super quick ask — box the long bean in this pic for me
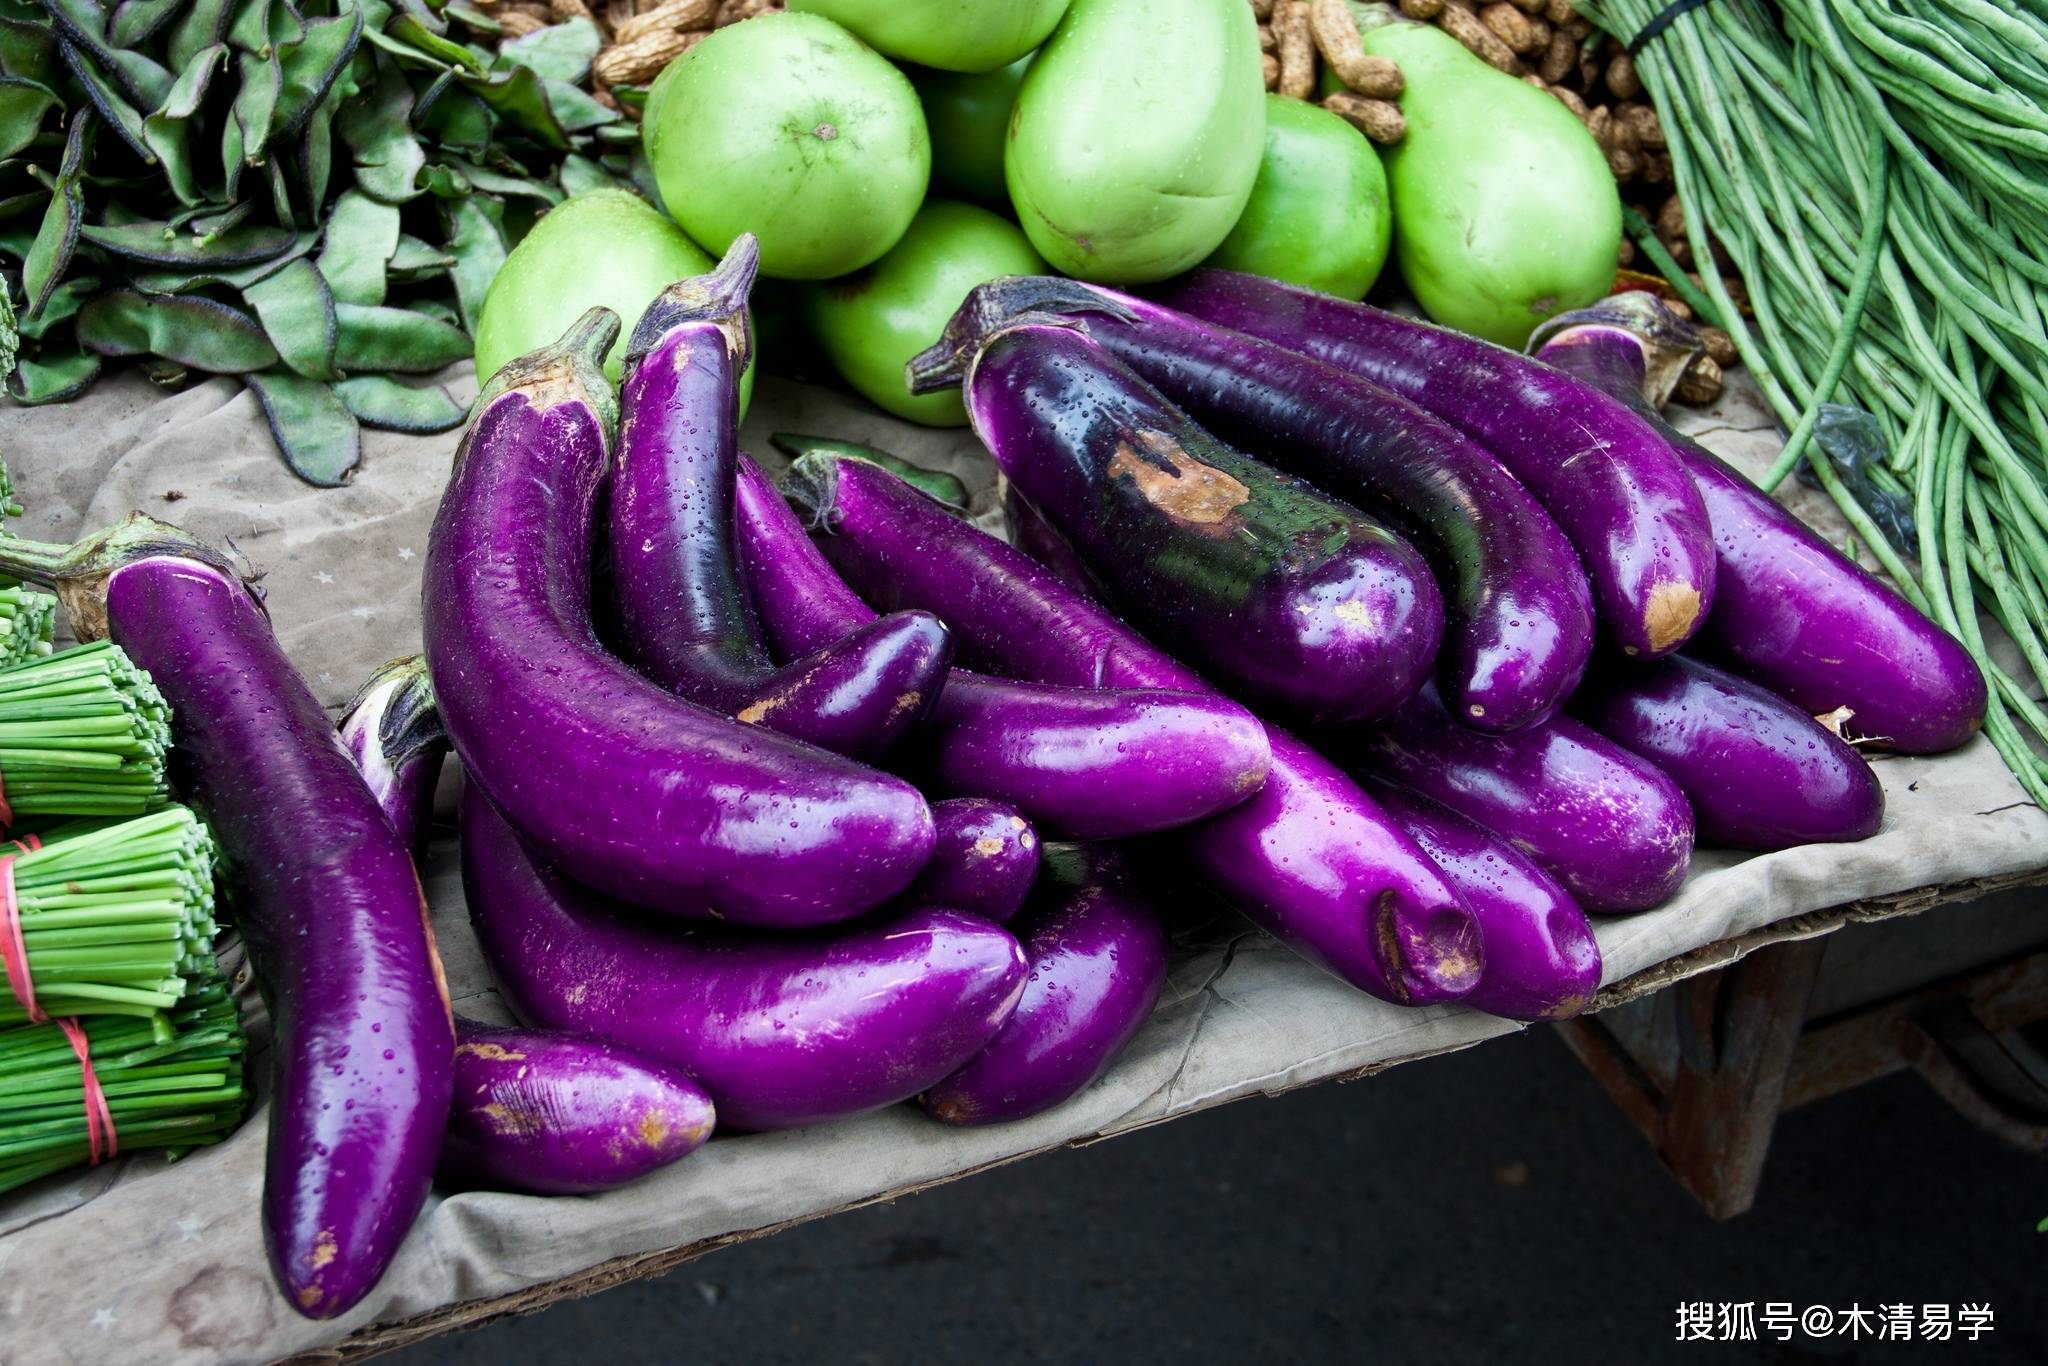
[1581,0,2048,798]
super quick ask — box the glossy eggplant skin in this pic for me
[921,845,1169,1126]
[915,673,1270,839]
[951,279,1593,732]
[1533,313,1986,754]
[609,243,952,760]
[735,457,1276,840]
[911,318,1443,724]
[1573,654,1884,851]
[421,311,934,928]
[8,521,456,1321]
[1155,270,1717,659]
[1003,480,1096,593]
[1363,779,1601,1021]
[781,454,1483,1005]
[1338,682,1695,914]
[909,797,1041,923]
[733,609,954,763]
[439,1020,716,1195]
[339,656,449,863]
[610,245,766,711]
[462,791,1029,1132]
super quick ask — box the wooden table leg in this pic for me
[1556,938,1826,1219]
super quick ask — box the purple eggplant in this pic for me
[939,278,1595,732]
[1003,478,1096,594]
[340,656,448,862]
[729,610,953,763]
[1336,682,1694,914]
[1573,653,1884,850]
[921,844,1169,1126]
[906,316,1443,724]
[440,1020,715,1195]
[915,672,1269,839]
[610,240,951,760]
[1532,296,1986,754]
[463,791,1027,1131]
[1155,270,1717,660]
[779,454,1482,1004]
[908,797,1041,923]
[0,519,453,1320]
[1363,779,1600,1021]
[421,308,934,928]
[735,457,1275,840]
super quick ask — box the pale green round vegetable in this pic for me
[1204,94,1391,301]
[473,190,754,412]
[1005,0,1265,284]
[805,200,1045,426]
[1360,20,1620,347]
[643,12,930,280]
[789,0,1067,73]
[915,55,1032,205]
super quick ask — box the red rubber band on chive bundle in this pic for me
[0,763,13,831]
[0,850,41,1023]
[58,1017,117,1164]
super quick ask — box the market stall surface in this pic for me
[0,366,2043,1364]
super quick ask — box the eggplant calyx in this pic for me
[624,232,760,369]
[906,275,1135,396]
[472,305,621,436]
[342,654,448,774]
[778,451,844,533]
[0,512,256,642]
[1529,292,1704,409]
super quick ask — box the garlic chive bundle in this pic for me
[0,641,172,821]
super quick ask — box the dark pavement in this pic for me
[397,1024,2047,1364]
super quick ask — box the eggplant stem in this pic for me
[905,275,1135,396]
[0,515,251,642]
[625,232,760,366]
[1529,293,1706,408]
[471,305,622,440]
[341,655,445,770]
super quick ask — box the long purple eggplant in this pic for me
[908,797,1041,923]
[0,518,453,1320]
[1573,654,1884,851]
[463,791,1027,1131]
[610,239,951,760]
[779,454,1482,1004]
[921,845,1169,1125]
[728,610,954,763]
[421,309,934,927]
[906,317,1443,724]
[1334,682,1694,914]
[914,672,1270,839]
[340,656,448,862]
[734,457,1275,840]
[1155,270,1717,659]
[1003,479,1097,594]
[440,1020,716,1195]
[1532,296,1987,753]
[1363,779,1600,1020]
[934,278,1595,732]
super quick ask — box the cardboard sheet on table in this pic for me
[1,367,2043,1365]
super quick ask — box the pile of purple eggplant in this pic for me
[408,242,1990,1209]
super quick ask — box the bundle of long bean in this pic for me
[0,808,219,1027]
[1580,0,2048,804]
[0,462,55,670]
[0,641,172,821]
[0,970,247,1195]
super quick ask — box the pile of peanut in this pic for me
[474,0,783,94]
